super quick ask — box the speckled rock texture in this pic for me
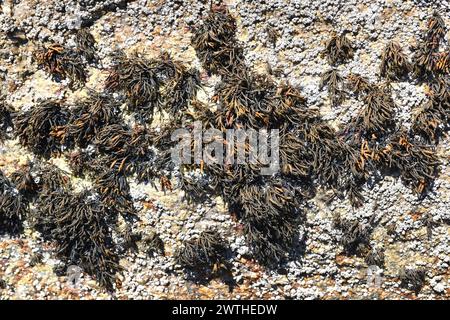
[0,0,449,300]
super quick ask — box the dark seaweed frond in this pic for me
[10,161,39,200]
[191,8,245,75]
[321,32,354,65]
[0,101,14,143]
[346,83,397,143]
[178,171,217,203]
[34,44,87,88]
[333,214,372,256]
[425,11,446,50]
[214,69,275,129]
[10,161,70,199]
[380,42,412,81]
[235,181,302,266]
[174,229,228,273]
[65,90,122,148]
[411,44,437,79]
[35,162,71,193]
[320,69,346,106]
[161,67,201,118]
[300,122,368,207]
[364,249,385,268]
[412,98,445,143]
[270,84,319,128]
[346,73,374,95]
[0,170,28,235]
[434,51,449,74]
[399,268,426,293]
[142,231,165,257]
[67,150,94,177]
[412,78,450,143]
[75,28,97,63]
[279,130,311,177]
[105,52,161,122]
[33,189,121,291]
[92,165,134,213]
[15,100,71,158]
[375,130,439,195]
[105,51,188,124]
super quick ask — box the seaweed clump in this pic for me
[189,8,368,266]
[0,170,28,235]
[69,123,170,212]
[212,70,275,129]
[425,11,446,50]
[92,166,134,214]
[333,215,372,256]
[375,130,439,196]
[105,51,198,123]
[11,161,70,199]
[234,181,303,265]
[174,229,228,276]
[347,83,397,140]
[412,77,449,143]
[364,249,385,268]
[191,6,244,75]
[34,44,87,88]
[301,122,367,207]
[321,32,354,65]
[346,73,374,96]
[9,161,39,200]
[0,100,14,143]
[399,268,426,294]
[141,231,165,257]
[15,100,71,158]
[33,189,121,291]
[64,90,122,148]
[75,28,97,63]
[412,11,447,79]
[320,69,346,106]
[380,42,412,80]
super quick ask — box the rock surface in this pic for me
[0,0,449,300]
